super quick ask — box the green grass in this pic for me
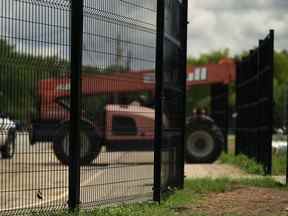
[31,177,285,216]
[219,153,265,175]
[272,150,287,176]
[226,134,287,176]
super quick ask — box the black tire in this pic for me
[185,120,224,163]
[2,129,16,159]
[53,122,101,166]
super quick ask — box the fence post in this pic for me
[69,0,84,210]
[267,29,274,175]
[177,0,188,190]
[153,0,164,203]
[211,84,229,153]
[262,30,274,175]
[235,60,240,155]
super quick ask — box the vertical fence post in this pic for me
[267,29,274,175]
[211,84,229,153]
[153,0,164,203]
[69,0,84,210]
[177,0,188,190]
[235,60,240,155]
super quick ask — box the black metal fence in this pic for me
[1,1,72,213]
[153,0,187,201]
[235,30,274,175]
[0,0,187,214]
[211,84,229,152]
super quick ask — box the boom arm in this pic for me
[38,59,235,120]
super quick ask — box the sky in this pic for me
[1,0,287,68]
[0,0,157,70]
[187,0,288,57]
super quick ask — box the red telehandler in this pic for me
[30,59,235,165]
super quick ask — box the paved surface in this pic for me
[0,132,154,212]
[1,133,286,213]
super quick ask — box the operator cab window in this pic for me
[112,116,137,136]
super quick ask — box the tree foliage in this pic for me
[0,39,120,122]
[187,49,230,66]
[273,50,288,127]
[0,39,69,121]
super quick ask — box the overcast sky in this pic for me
[187,0,288,57]
[1,0,287,68]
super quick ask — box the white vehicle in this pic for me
[0,114,16,159]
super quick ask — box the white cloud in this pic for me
[0,0,156,70]
[187,0,288,57]
[1,0,287,63]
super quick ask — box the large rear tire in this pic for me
[185,120,224,163]
[53,122,101,165]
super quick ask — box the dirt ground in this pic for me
[185,164,249,179]
[185,187,288,216]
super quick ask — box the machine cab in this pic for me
[105,104,155,151]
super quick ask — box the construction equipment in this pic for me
[31,59,235,165]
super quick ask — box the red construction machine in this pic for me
[31,59,235,165]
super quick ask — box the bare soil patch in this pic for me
[188,187,288,216]
[185,164,249,179]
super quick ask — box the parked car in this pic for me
[0,113,16,159]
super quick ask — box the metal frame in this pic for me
[235,30,274,175]
[153,0,188,202]
[153,0,164,203]
[0,0,188,213]
[69,0,84,210]
[211,84,229,152]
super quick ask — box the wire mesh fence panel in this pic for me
[0,0,71,214]
[0,0,188,213]
[235,30,274,175]
[154,0,187,201]
[78,0,157,207]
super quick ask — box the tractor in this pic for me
[30,59,235,165]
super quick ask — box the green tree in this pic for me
[273,50,288,127]
[187,49,230,66]
[0,39,68,121]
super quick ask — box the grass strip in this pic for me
[219,153,265,175]
[28,177,285,216]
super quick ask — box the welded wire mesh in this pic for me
[0,0,158,214]
[0,0,187,213]
[79,0,157,207]
[0,0,71,214]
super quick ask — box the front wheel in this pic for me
[185,122,224,163]
[53,123,101,165]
